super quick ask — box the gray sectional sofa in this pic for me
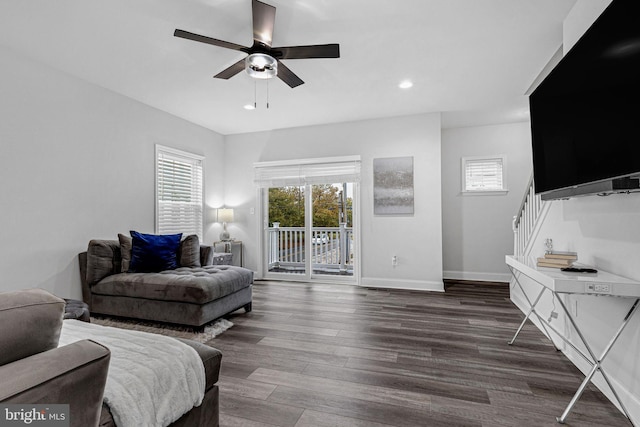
[79,238,253,327]
[0,288,224,427]
[0,289,111,427]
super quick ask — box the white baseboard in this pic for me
[443,270,511,283]
[359,277,444,292]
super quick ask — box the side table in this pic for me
[214,240,243,267]
[63,299,91,322]
[212,252,233,265]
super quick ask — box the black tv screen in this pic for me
[530,0,640,195]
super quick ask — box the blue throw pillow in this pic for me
[128,231,182,273]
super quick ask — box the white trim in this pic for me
[359,277,444,292]
[156,144,204,161]
[253,155,361,169]
[353,182,362,285]
[255,186,267,281]
[461,190,509,196]
[443,270,511,283]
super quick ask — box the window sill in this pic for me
[461,189,509,196]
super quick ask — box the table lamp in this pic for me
[218,208,234,241]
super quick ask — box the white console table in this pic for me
[506,255,640,425]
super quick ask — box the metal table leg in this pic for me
[508,267,560,350]
[508,285,545,345]
[554,297,639,426]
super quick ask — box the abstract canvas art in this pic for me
[373,156,414,215]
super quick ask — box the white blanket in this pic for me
[59,320,205,427]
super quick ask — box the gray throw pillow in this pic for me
[87,240,119,285]
[180,234,201,267]
[118,233,132,272]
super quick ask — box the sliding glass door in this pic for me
[255,156,360,283]
[263,182,357,282]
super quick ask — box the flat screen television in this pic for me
[530,0,640,200]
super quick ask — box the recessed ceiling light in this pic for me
[243,104,255,110]
[399,80,413,89]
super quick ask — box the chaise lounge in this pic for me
[79,236,253,327]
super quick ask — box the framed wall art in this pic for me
[373,156,414,215]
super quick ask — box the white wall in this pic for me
[224,113,444,291]
[511,0,640,422]
[0,46,225,299]
[441,122,533,282]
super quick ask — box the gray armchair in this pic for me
[0,289,111,427]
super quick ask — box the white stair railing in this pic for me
[512,175,547,256]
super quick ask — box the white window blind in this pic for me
[254,156,361,188]
[156,145,204,240]
[462,155,507,193]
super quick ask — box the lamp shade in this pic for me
[217,208,234,223]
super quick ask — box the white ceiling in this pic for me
[0,0,576,135]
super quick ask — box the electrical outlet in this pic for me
[250,207,255,215]
[585,283,611,294]
[392,256,398,267]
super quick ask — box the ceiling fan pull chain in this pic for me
[267,80,270,109]
[254,80,257,110]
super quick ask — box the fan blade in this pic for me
[174,29,247,52]
[275,44,340,59]
[277,60,304,88]
[214,58,246,79]
[252,0,276,47]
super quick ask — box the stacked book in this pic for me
[537,251,578,269]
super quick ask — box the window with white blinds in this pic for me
[155,145,204,240]
[461,155,507,193]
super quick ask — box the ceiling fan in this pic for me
[174,0,340,88]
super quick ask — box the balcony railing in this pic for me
[267,223,354,275]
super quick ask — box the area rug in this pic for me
[90,316,233,343]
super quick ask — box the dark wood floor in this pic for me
[208,280,629,427]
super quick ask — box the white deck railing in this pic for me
[267,224,354,273]
[512,175,547,256]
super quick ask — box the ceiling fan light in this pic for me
[246,53,277,79]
